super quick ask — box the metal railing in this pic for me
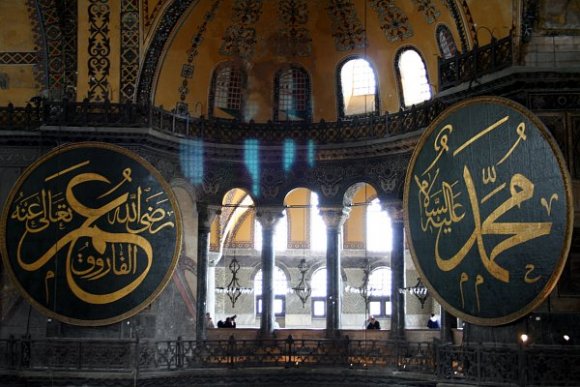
[1,335,433,373]
[2,336,580,386]
[438,34,514,91]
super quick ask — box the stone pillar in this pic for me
[256,206,284,336]
[384,202,405,340]
[196,204,221,342]
[319,206,350,337]
[207,252,220,322]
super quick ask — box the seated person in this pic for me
[366,315,381,329]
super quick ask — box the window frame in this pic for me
[311,296,327,318]
[274,66,312,122]
[208,62,246,120]
[336,56,380,120]
[395,47,432,108]
[255,295,287,317]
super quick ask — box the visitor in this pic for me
[366,315,381,329]
[427,313,440,329]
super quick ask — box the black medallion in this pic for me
[404,97,573,325]
[1,142,182,325]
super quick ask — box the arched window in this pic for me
[368,267,392,317]
[209,62,245,120]
[437,25,458,59]
[366,198,392,252]
[310,193,327,251]
[338,58,379,117]
[254,266,288,316]
[254,211,288,251]
[397,49,432,107]
[310,267,327,317]
[274,66,311,121]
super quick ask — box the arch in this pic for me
[274,65,312,122]
[395,47,432,108]
[208,61,247,120]
[336,56,380,118]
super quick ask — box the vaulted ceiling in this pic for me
[0,0,513,122]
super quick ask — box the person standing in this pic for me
[205,312,215,329]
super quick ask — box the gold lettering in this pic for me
[497,122,527,165]
[540,193,559,216]
[524,264,541,284]
[422,124,452,176]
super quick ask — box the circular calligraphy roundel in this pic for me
[404,96,573,326]
[1,142,182,326]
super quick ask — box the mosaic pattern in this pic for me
[61,0,78,99]
[88,0,111,102]
[0,52,38,65]
[24,0,45,89]
[177,0,222,108]
[371,0,414,42]
[26,0,78,98]
[327,0,366,51]
[275,0,312,57]
[137,0,195,105]
[219,0,263,58]
[120,0,140,102]
[412,0,440,24]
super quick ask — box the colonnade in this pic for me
[195,201,407,340]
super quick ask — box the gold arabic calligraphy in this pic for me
[415,115,554,311]
[11,164,175,305]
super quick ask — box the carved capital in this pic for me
[319,206,351,230]
[198,203,222,231]
[256,206,285,231]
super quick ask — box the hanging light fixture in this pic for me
[215,254,253,308]
[291,258,311,307]
[398,277,429,309]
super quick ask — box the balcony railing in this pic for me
[0,98,446,145]
[438,34,514,91]
[1,336,579,386]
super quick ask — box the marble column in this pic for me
[319,206,350,337]
[256,206,284,336]
[384,202,405,340]
[195,204,221,342]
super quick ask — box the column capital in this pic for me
[319,206,351,230]
[256,206,285,231]
[198,203,221,230]
[381,200,404,223]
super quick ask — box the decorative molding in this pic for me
[456,0,477,47]
[88,0,111,102]
[0,52,38,65]
[34,0,78,99]
[440,0,469,51]
[137,0,196,105]
[120,0,140,102]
